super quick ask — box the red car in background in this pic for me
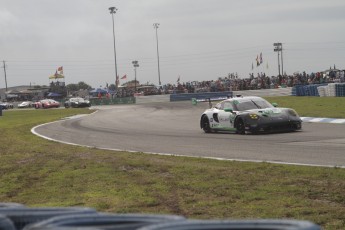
[34,99,60,109]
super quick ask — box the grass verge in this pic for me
[0,104,345,229]
[264,96,345,118]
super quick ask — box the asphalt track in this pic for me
[33,101,345,168]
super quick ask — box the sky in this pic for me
[1,0,345,88]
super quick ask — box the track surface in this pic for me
[34,101,345,168]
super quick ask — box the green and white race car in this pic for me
[200,96,302,134]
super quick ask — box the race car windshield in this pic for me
[236,99,273,111]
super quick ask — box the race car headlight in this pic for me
[288,109,298,116]
[249,113,259,120]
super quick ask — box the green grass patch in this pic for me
[264,96,345,118]
[1,105,345,229]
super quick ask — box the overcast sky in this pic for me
[1,0,345,88]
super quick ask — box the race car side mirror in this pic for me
[272,102,278,107]
[224,108,233,113]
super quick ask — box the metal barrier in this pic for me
[170,91,233,102]
[90,97,136,106]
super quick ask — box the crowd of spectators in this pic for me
[157,69,345,94]
[112,69,344,97]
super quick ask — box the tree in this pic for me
[66,82,92,91]
[66,83,78,92]
[78,81,92,90]
[108,84,116,91]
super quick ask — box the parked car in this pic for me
[34,99,60,109]
[0,102,14,109]
[64,97,91,108]
[200,96,302,134]
[18,101,33,108]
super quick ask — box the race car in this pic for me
[18,101,33,108]
[64,97,91,108]
[0,102,14,109]
[34,99,60,109]
[200,96,302,134]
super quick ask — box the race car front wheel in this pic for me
[201,116,211,133]
[236,119,245,135]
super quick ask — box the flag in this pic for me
[177,76,180,82]
[121,74,127,79]
[57,66,63,74]
[57,66,63,71]
[256,55,260,66]
[260,52,263,64]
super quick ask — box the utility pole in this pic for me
[2,61,8,92]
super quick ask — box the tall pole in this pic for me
[277,51,281,76]
[153,23,161,86]
[109,7,118,89]
[281,44,284,76]
[2,61,8,92]
[132,61,139,93]
[273,43,282,76]
[134,67,137,93]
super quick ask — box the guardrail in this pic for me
[90,97,136,106]
[170,91,233,102]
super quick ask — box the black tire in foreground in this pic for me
[0,207,96,230]
[24,213,185,230]
[137,219,321,230]
[0,215,16,230]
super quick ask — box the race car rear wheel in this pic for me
[236,119,245,135]
[201,116,211,133]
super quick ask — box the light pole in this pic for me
[109,7,118,89]
[132,60,139,93]
[153,23,161,86]
[2,61,7,92]
[273,42,283,76]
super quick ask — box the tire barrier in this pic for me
[0,206,96,230]
[24,213,185,230]
[292,83,345,97]
[291,84,327,96]
[327,83,345,97]
[137,219,321,230]
[0,203,322,230]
